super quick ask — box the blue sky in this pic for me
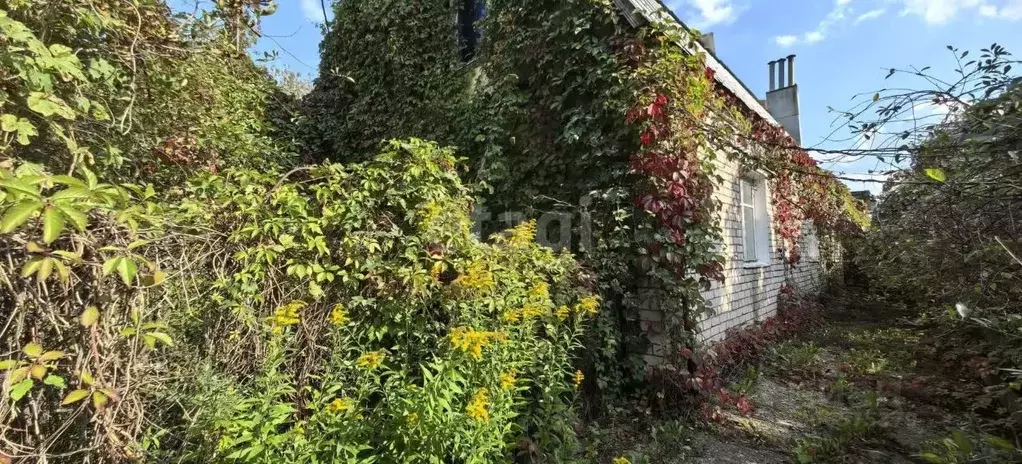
[176,0,1022,193]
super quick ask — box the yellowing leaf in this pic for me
[25,241,44,253]
[0,359,19,370]
[0,199,43,233]
[22,343,42,357]
[36,257,54,282]
[38,350,63,362]
[80,370,95,386]
[924,167,946,183]
[61,389,90,405]
[42,205,64,243]
[21,256,44,278]
[29,364,46,379]
[92,390,109,409]
[80,306,100,327]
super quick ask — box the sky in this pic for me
[174,0,1022,194]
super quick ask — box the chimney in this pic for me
[766,55,802,144]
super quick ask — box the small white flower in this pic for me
[955,302,970,319]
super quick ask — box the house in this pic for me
[609,1,829,363]
[310,0,839,365]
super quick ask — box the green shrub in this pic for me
[159,139,598,462]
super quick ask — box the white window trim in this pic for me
[740,172,772,268]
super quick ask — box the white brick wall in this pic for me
[638,156,827,363]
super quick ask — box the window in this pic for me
[457,0,486,61]
[740,174,771,265]
[804,222,821,261]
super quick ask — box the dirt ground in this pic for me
[581,288,1012,463]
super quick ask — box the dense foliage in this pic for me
[0,2,596,462]
[850,45,1022,438]
[306,0,864,410]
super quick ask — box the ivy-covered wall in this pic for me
[304,0,866,408]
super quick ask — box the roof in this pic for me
[615,0,781,126]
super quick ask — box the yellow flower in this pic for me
[329,304,349,326]
[419,201,443,228]
[575,295,601,316]
[612,458,631,464]
[466,388,490,423]
[528,281,550,301]
[500,370,517,390]
[555,305,570,321]
[452,261,494,294]
[501,309,522,323]
[450,326,506,360]
[521,304,545,319]
[271,301,304,326]
[508,220,537,245]
[356,351,385,370]
[430,261,444,281]
[573,370,584,389]
[327,397,355,414]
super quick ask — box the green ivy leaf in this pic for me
[43,374,67,389]
[9,379,34,401]
[0,199,43,232]
[42,205,64,243]
[924,168,946,183]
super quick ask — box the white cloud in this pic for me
[854,8,887,24]
[897,0,1022,24]
[678,0,740,28]
[775,35,799,47]
[300,0,327,23]
[773,0,852,47]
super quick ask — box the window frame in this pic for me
[739,172,771,267]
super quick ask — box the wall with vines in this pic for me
[306,0,866,407]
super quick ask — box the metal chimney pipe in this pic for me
[768,60,777,91]
[786,54,796,86]
[777,57,786,90]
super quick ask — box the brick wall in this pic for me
[638,156,827,365]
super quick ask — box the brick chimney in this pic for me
[766,54,802,144]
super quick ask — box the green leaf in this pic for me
[61,389,90,405]
[147,332,173,347]
[917,452,943,464]
[55,202,87,232]
[102,257,121,277]
[0,178,42,198]
[1,199,43,232]
[80,306,100,327]
[21,256,44,278]
[10,379,34,401]
[43,374,67,389]
[924,168,946,183]
[984,435,1015,450]
[0,359,19,370]
[23,343,42,357]
[42,206,64,243]
[117,257,137,285]
[27,92,76,119]
[36,257,54,282]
